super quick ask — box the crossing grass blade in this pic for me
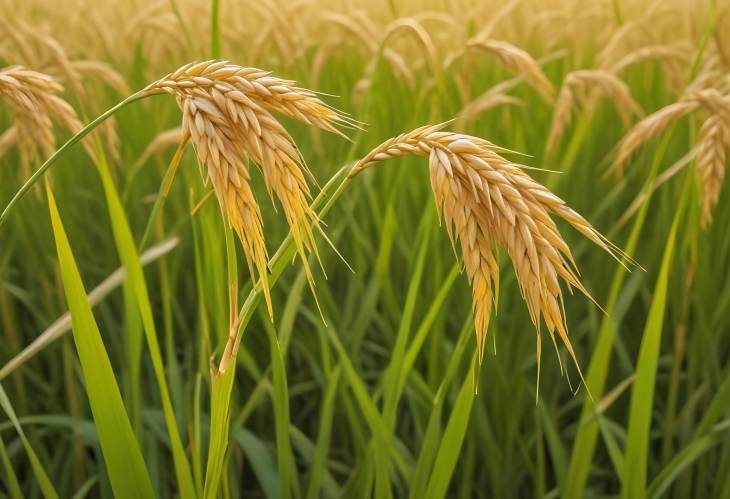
[44,180,155,499]
[325,324,395,499]
[382,208,433,428]
[306,366,342,499]
[0,431,24,499]
[0,384,58,499]
[261,311,297,499]
[424,357,477,499]
[563,133,672,499]
[70,476,100,499]
[0,238,178,383]
[409,317,473,499]
[621,174,690,499]
[94,150,196,498]
[232,427,280,499]
[647,420,730,499]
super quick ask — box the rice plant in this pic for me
[1,1,729,498]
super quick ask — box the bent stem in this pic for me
[203,164,353,498]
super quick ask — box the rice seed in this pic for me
[143,60,351,316]
[350,123,624,374]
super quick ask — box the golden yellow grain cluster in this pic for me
[350,123,624,372]
[0,66,85,176]
[142,60,353,313]
[1,0,728,373]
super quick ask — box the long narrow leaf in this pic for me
[0,384,58,499]
[94,152,196,498]
[45,181,154,499]
[424,360,477,499]
[621,175,689,499]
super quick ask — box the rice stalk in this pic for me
[70,60,131,96]
[610,44,691,91]
[609,44,690,74]
[472,0,521,42]
[0,126,17,158]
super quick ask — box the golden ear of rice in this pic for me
[609,44,690,74]
[546,70,643,157]
[350,123,624,374]
[696,114,729,228]
[0,65,89,177]
[611,88,730,177]
[141,126,186,160]
[610,100,699,176]
[456,92,523,129]
[468,39,556,104]
[142,60,352,317]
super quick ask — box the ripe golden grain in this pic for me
[142,60,352,315]
[467,39,556,104]
[696,114,729,228]
[547,70,643,156]
[350,123,624,374]
[70,60,131,96]
[611,88,730,176]
[609,44,690,74]
[0,65,89,176]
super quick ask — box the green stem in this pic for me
[169,0,194,54]
[612,0,624,26]
[211,0,221,58]
[688,0,717,80]
[202,164,352,497]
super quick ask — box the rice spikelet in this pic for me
[696,114,729,228]
[142,60,352,316]
[609,44,690,74]
[611,100,699,175]
[611,89,730,176]
[546,70,643,156]
[381,18,440,80]
[350,123,624,376]
[0,65,89,177]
